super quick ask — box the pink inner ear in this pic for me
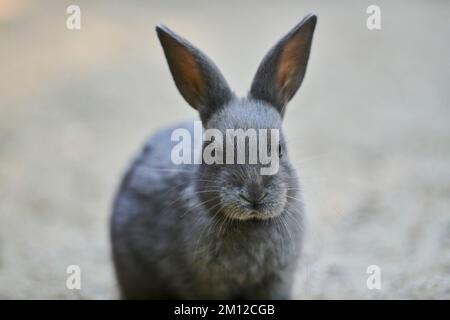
[276,32,308,102]
[165,38,204,104]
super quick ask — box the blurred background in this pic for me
[0,0,449,299]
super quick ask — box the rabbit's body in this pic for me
[112,118,302,299]
[111,14,317,299]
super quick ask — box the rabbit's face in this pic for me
[197,100,299,221]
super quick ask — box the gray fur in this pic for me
[111,14,317,299]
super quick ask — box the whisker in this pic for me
[191,190,222,194]
[180,196,220,218]
[286,195,305,204]
[195,202,229,254]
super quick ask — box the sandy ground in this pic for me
[0,0,449,299]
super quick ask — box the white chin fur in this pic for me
[224,209,277,221]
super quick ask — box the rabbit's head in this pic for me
[157,14,316,220]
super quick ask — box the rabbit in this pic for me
[111,13,317,299]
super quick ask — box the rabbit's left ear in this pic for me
[156,25,233,124]
[250,14,317,115]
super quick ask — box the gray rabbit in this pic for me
[111,14,317,299]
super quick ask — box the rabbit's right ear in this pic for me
[156,25,233,123]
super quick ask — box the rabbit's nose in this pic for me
[239,188,268,208]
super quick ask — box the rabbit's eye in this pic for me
[278,144,283,158]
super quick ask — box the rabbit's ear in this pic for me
[156,25,233,123]
[249,14,317,115]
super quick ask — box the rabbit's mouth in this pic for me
[222,204,284,221]
[224,210,271,221]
